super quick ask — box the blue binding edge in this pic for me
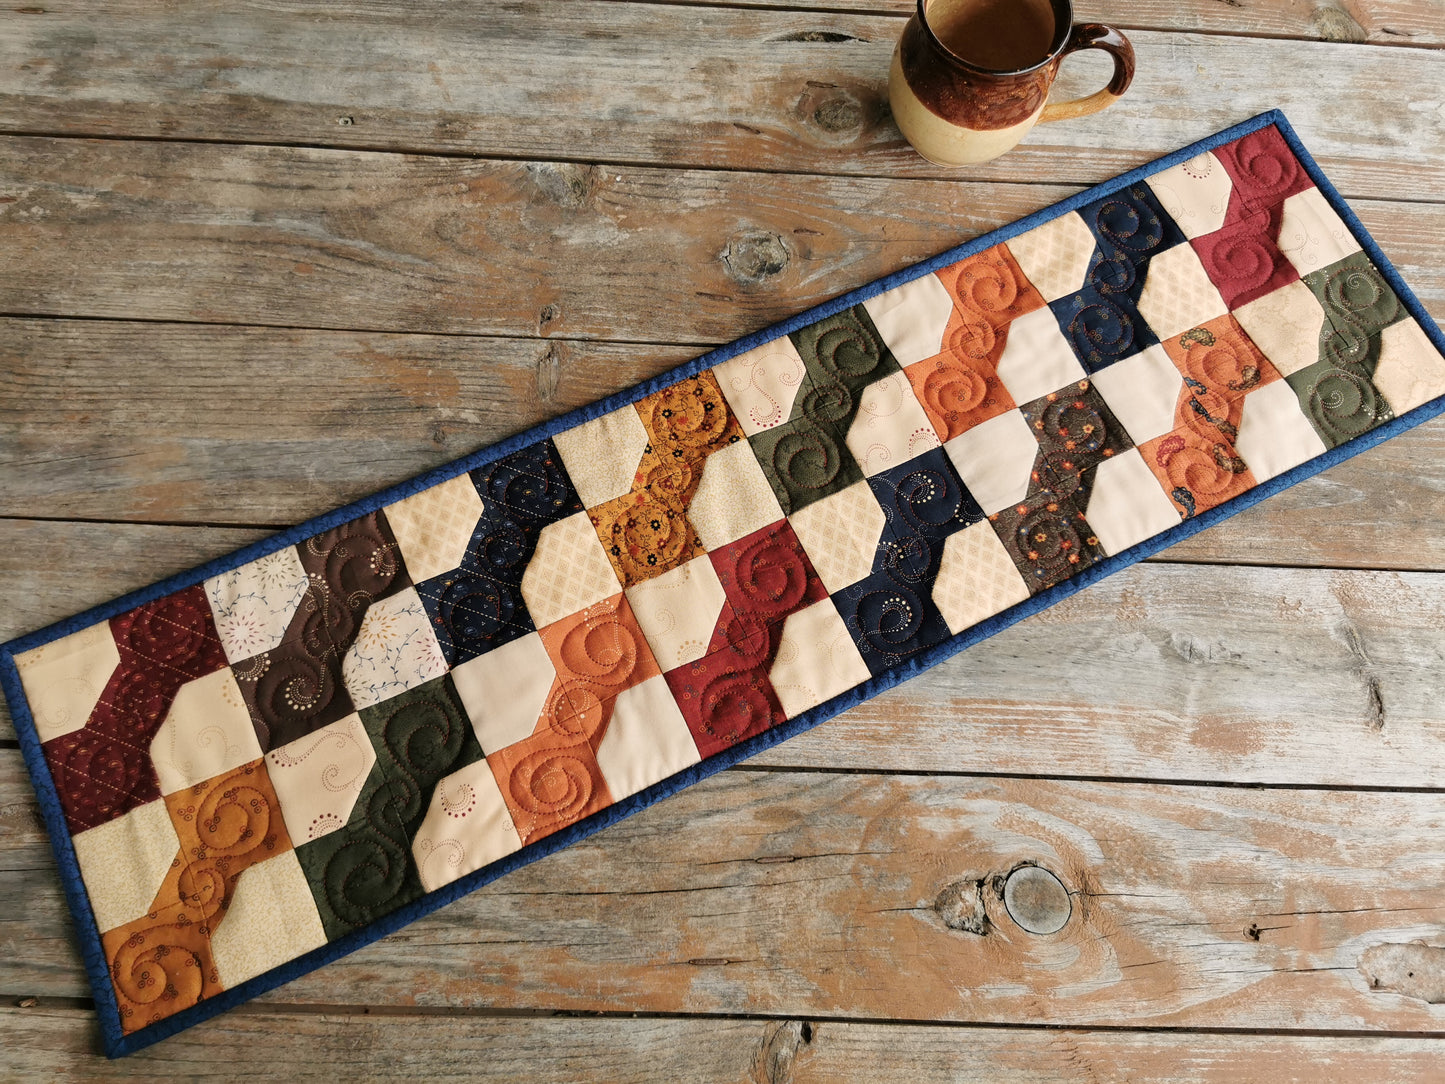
[4,108,1444,1058]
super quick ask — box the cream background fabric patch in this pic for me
[860,271,955,366]
[844,372,941,476]
[1136,243,1229,339]
[1004,211,1096,301]
[450,631,556,753]
[382,473,484,584]
[521,512,623,628]
[995,306,1089,404]
[944,409,1040,516]
[624,555,727,672]
[150,668,263,796]
[688,440,785,550]
[205,547,310,664]
[594,674,701,800]
[769,599,871,719]
[1278,187,1362,277]
[1232,280,1327,378]
[208,851,327,987]
[264,714,378,844]
[933,521,1032,634]
[1089,345,1185,445]
[1235,378,1329,480]
[1374,318,1445,415]
[551,404,650,508]
[712,337,808,435]
[1145,151,1232,240]
[14,620,119,743]
[71,799,181,933]
[413,756,524,892]
[341,587,449,710]
[1085,449,1184,556]
[786,480,885,594]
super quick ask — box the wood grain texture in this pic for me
[3,518,1444,785]
[3,1008,1445,1083]
[1,6,1443,196]
[607,0,1445,48]
[0,138,1441,345]
[7,756,1445,1031]
[0,318,694,523]
[3,320,1444,565]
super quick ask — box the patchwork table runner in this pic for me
[5,111,1445,1056]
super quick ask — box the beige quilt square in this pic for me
[412,756,524,892]
[14,620,119,743]
[595,674,702,800]
[150,668,264,796]
[521,511,623,628]
[265,714,378,844]
[625,555,727,672]
[711,337,808,436]
[382,473,484,583]
[786,480,885,594]
[71,799,181,933]
[209,850,327,987]
[688,440,785,550]
[844,371,942,476]
[1145,151,1233,240]
[860,272,956,366]
[551,404,649,508]
[933,521,1031,635]
[769,599,871,718]
[1005,211,1097,302]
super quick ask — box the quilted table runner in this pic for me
[5,111,1445,1056]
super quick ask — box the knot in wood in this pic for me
[1002,865,1071,935]
[813,94,863,133]
[723,231,789,284]
[934,878,990,936]
[526,162,596,209]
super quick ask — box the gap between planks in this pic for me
[6,1005,1445,1082]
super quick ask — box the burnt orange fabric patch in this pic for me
[906,244,1044,441]
[488,593,661,843]
[102,759,291,1034]
[590,372,744,588]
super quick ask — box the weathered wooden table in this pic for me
[3,1,1445,1078]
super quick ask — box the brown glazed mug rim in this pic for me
[915,0,1073,77]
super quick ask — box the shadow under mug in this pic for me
[889,0,1136,166]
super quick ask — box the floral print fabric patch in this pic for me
[5,116,1445,1056]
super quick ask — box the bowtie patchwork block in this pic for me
[4,111,1444,1056]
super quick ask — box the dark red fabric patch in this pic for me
[42,586,228,834]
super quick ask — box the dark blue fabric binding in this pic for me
[3,108,1443,1058]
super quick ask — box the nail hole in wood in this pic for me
[1002,864,1071,935]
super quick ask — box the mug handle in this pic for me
[1038,24,1135,124]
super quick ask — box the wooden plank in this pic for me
[2,1007,1445,1083]
[0,138,1441,343]
[0,136,1071,341]
[5,320,1445,567]
[6,758,1445,1030]
[5,532,1445,785]
[1,7,1443,196]
[0,319,695,523]
[608,0,1445,48]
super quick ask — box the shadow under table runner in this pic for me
[5,110,1445,1056]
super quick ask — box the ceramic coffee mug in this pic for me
[890,0,1135,166]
